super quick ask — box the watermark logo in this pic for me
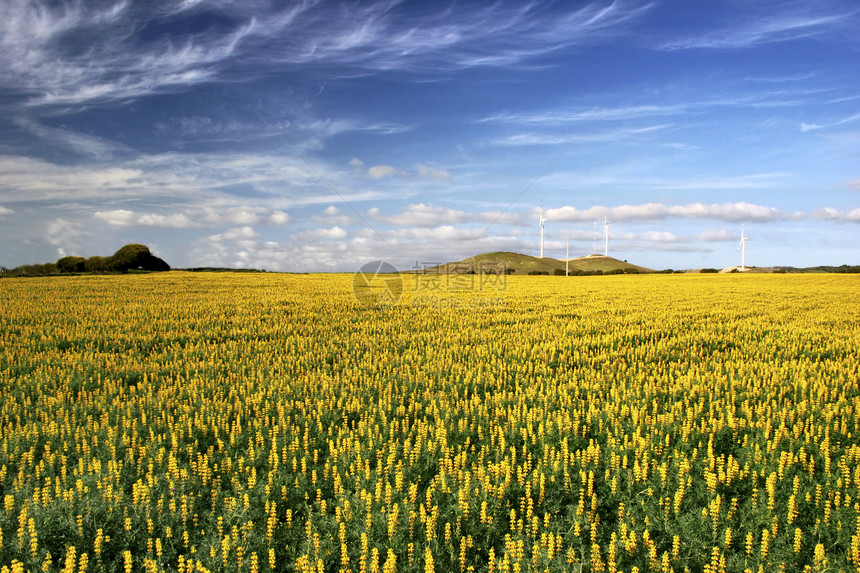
[353,260,403,308]
[410,260,508,310]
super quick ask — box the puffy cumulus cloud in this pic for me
[204,206,291,226]
[200,206,262,225]
[311,205,355,226]
[417,164,453,184]
[366,165,398,180]
[387,226,485,241]
[93,206,290,228]
[190,225,526,272]
[94,209,197,228]
[269,211,291,225]
[368,204,468,227]
[813,207,860,222]
[638,231,679,243]
[349,158,364,168]
[207,226,259,242]
[298,226,348,240]
[545,201,791,223]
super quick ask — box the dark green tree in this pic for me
[56,256,86,273]
[108,244,171,273]
[84,256,110,272]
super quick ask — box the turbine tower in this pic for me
[739,225,748,270]
[539,204,546,258]
[566,238,570,276]
[603,216,610,257]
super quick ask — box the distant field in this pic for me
[1,273,859,572]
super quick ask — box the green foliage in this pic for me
[4,244,170,278]
[84,256,110,272]
[4,263,58,276]
[108,244,170,273]
[0,274,857,572]
[56,256,86,273]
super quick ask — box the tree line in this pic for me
[1,244,170,277]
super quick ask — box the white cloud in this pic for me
[15,119,128,160]
[638,231,679,243]
[0,153,323,205]
[813,207,860,222]
[417,164,453,184]
[697,229,737,242]
[95,209,197,228]
[46,217,88,251]
[801,112,860,132]
[2,0,653,110]
[368,203,469,227]
[312,206,355,226]
[300,226,348,240]
[545,202,790,223]
[660,11,848,50]
[269,211,291,225]
[492,125,672,146]
[388,226,485,241]
[93,206,290,228]
[367,165,398,180]
[0,205,12,216]
[208,226,259,242]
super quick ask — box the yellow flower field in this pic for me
[0,272,858,572]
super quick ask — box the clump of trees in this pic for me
[3,244,170,277]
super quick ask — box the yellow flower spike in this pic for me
[813,544,826,570]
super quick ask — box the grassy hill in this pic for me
[421,251,652,275]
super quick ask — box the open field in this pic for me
[1,273,859,572]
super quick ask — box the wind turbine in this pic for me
[539,204,546,258]
[603,216,610,257]
[566,238,570,276]
[739,225,748,270]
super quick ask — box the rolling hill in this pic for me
[419,252,652,275]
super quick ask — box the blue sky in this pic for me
[1,0,858,271]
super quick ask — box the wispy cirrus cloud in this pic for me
[0,152,323,204]
[801,112,860,132]
[480,89,825,128]
[491,124,670,146]
[2,0,252,107]
[14,118,129,160]
[1,0,652,110]
[659,9,852,50]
